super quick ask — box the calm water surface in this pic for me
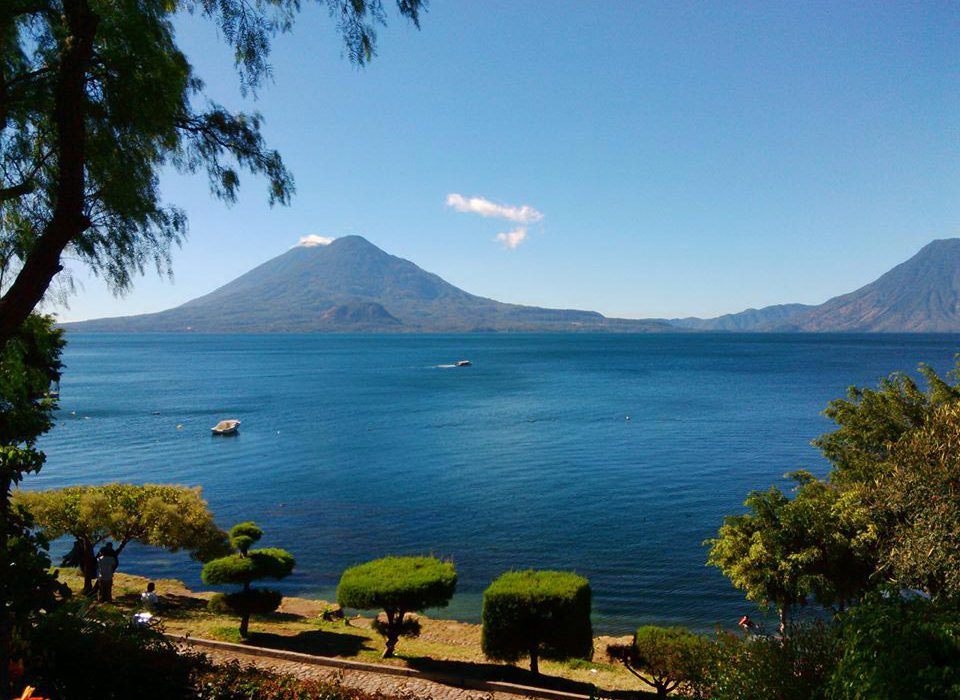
[33,333,960,633]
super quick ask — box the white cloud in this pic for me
[446,193,543,224]
[495,227,528,249]
[297,235,335,247]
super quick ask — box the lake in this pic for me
[32,332,960,633]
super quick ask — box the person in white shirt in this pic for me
[141,581,159,609]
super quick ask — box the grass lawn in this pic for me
[58,569,657,697]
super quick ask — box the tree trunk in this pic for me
[239,612,250,638]
[81,540,97,595]
[529,646,539,676]
[382,609,399,658]
[0,0,99,346]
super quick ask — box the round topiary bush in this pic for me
[337,556,457,657]
[481,570,592,675]
[201,522,295,638]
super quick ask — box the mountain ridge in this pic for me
[64,236,674,333]
[667,239,960,332]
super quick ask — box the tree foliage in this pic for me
[337,555,456,658]
[17,482,229,593]
[870,403,960,598]
[705,622,840,700]
[201,522,294,637]
[0,313,64,696]
[706,471,875,632]
[815,363,960,485]
[607,626,712,698]
[827,595,960,700]
[0,0,425,344]
[481,570,592,676]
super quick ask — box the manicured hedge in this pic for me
[337,556,457,613]
[481,570,592,674]
[337,556,456,657]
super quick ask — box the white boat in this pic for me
[211,419,241,435]
[456,360,472,367]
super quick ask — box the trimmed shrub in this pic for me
[607,626,712,697]
[337,556,456,657]
[201,522,295,638]
[481,570,592,675]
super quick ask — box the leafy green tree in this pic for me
[201,522,294,638]
[481,570,592,676]
[17,483,229,594]
[0,314,64,696]
[870,403,960,598]
[337,555,456,658]
[706,471,876,632]
[607,626,712,698]
[0,0,425,344]
[815,363,959,485]
[827,595,960,700]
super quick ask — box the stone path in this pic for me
[188,643,565,700]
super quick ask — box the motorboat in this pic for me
[211,419,241,435]
[456,360,472,367]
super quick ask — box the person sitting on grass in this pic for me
[141,581,159,610]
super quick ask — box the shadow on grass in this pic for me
[402,657,653,699]
[247,629,374,657]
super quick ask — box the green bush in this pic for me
[201,522,295,638]
[337,556,456,658]
[704,622,839,700]
[481,570,592,675]
[827,595,960,700]
[608,626,712,697]
[19,601,205,700]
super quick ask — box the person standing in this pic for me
[97,542,119,602]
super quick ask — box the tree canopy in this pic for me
[17,482,228,592]
[0,0,425,344]
[481,570,593,676]
[337,555,456,658]
[870,402,960,598]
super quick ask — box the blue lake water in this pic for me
[32,332,960,633]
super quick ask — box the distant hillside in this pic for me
[66,236,675,333]
[667,239,960,332]
[670,304,815,331]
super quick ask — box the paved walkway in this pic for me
[181,640,582,700]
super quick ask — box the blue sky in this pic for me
[56,1,960,321]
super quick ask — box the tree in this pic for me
[336,556,456,658]
[870,403,960,598]
[17,483,229,594]
[0,313,64,696]
[0,0,425,346]
[815,363,959,485]
[706,470,876,633]
[201,522,294,638]
[481,570,592,676]
[607,626,712,698]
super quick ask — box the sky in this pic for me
[55,1,960,322]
